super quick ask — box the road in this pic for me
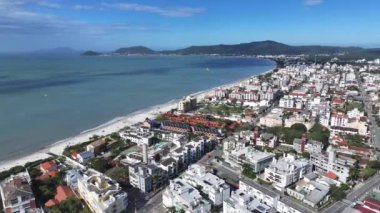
[356,71,380,150]
[322,173,380,213]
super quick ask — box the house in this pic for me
[77,172,128,213]
[72,151,94,164]
[39,161,58,173]
[45,185,75,207]
[0,171,40,213]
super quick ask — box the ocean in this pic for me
[0,55,274,161]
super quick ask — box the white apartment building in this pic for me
[182,164,230,206]
[223,189,271,213]
[163,178,212,213]
[238,179,280,208]
[264,154,312,190]
[129,164,166,193]
[330,113,348,127]
[78,172,128,213]
[225,146,274,173]
[310,146,350,183]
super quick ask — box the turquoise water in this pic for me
[0,55,274,161]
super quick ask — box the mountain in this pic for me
[172,40,365,56]
[33,47,80,55]
[113,46,156,55]
[81,50,102,56]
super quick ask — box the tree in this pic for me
[50,198,90,213]
[242,164,256,180]
[105,167,129,186]
[290,123,307,133]
[89,158,110,173]
[330,186,346,201]
[154,153,161,163]
[301,152,310,159]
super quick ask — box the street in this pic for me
[321,173,380,213]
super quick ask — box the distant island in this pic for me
[81,50,102,56]
[35,40,380,59]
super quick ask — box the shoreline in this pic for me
[0,67,274,172]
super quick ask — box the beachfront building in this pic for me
[310,146,350,183]
[162,178,211,213]
[178,96,197,113]
[78,172,128,213]
[224,146,274,173]
[65,169,82,189]
[86,138,108,155]
[72,151,94,164]
[264,154,312,190]
[182,164,230,206]
[119,130,155,146]
[0,171,40,213]
[45,185,75,208]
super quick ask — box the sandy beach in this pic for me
[0,69,272,172]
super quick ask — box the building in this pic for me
[86,138,108,155]
[39,161,58,173]
[182,164,230,206]
[72,151,94,164]
[238,179,280,208]
[78,172,128,213]
[256,133,278,148]
[0,172,39,213]
[45,185,75,208]
[264,154,312,190]
[286,175,330,208]
[310,146,350,183]
[293,136,323,154]
[65,170,82,189]
[163,178,211,213]
[129,164,166,193]
[225,146,274,173]
[178,96,197,112]
[223,189,271,213]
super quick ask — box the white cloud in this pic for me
[304,0,323,6]
[73,5,94,10]
[102,3,204,17]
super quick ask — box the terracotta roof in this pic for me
[36,171,57,181]
[40,161,56,171]
[45,185,75,207]
[324,171,338,180]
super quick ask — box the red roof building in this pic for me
[40,161,57,173]
[45,185,75,207]
[36,170,57,181]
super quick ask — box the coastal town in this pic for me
[2,56,380,213]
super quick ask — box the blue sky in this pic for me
[0,0,379,51]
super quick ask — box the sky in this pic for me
[0,0,380,52]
